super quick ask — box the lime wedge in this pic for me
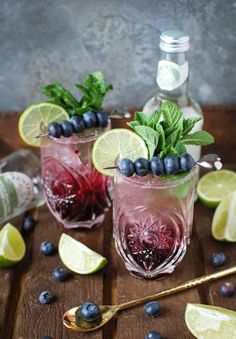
[185,303,236,339]
[212,191,236,241]
[197,170,236,208]
[18,102,69,147]
[0,223,26,267]
[58,233,107,274]
[92,128,148,176]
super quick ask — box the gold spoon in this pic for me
[63,265,236,333]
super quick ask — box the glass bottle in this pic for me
[143,30,204,161]
[0,149,44,224]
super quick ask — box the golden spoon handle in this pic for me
[118,265,236,311]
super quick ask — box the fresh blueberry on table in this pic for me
[211,252,227,267]
[145,330,161,339]
[39,291,54,305]
[96,111,108,127]
[219,282,235,297]
[48,122,62,138]
[80,301,102,322]
[118,158,135,177]
[40,241,56,256]
[144,301,161,318]
[70,116,85,133]
[150,157,165,176]
[21,216,36,234]
[179,153,195,172]
[164,155,179,174]
[60,120,74,137]
[83,112,97,128]
[41,336,52,339]
[134,158,149,176]
[52,267,70,282]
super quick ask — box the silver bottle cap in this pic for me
[160,30,190,53]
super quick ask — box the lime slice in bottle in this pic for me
[197,170,236,208]
[92,128,148,176]
[58,233,107,274]
[212,191,236,241]
[185,303,236,339]
[0,223,26,267]
[18,102,69,147]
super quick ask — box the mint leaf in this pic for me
[160,102,183,127]
[155,124,165,152]
[127,121,140,129]
[182,117,202,136]
[134,125,159,158]
[175,142,187,155]
[159,145,179,159]
[148,110,161,129]
[165,127,182,147]
[182,130,214,145]
[134,112,149,125]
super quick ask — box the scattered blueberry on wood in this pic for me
[219,282,235,297]
[39,291,54,305]
[52,267,70,282]
[144,301,161,318]
[211,252,227,267]
[21,215,37,234]
[40,241,56,256]
[145,331,161,339]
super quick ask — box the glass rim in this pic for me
[114,166,197,189]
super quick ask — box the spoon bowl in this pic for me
[62,305,118,332]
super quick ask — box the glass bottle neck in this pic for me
[156,50,189,102]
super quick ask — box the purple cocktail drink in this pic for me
[41,130,111,229]
[113,169,196,279]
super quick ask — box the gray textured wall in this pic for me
[0,0,236,112]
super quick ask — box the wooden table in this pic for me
[0,107,236,339]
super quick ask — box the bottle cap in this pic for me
[160,30,190,53]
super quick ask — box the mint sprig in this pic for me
[128,102,214,159]
[41,71,113,117]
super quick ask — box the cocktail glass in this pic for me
[113,168,197,279]
[40,128,111,229]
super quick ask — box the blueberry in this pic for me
[52,267,70,282]
[118,159,135,177]
[179,153,195,172]
[211,252,227,267]
[40,241,56,256]
[80,302,102,322]
[144,301,161,318]
[48,122,62,138]
[219,282,235,297]
[60,120,74,137]
[70,116,85,133]
[83,112,97,128]
[164,156,179,174]
[145,331,161,339]
[134,158,149,176]
[38,291,54,305]
[21,216,36,234]
[41,336,52,339]
[96,111,108,127]
[150,157,165,176]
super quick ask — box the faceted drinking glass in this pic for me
[40,129,111,229]
[113,168,197,279]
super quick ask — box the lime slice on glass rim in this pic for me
[58,233,107,275]
[18,102,69,147]
[197,170,236,208]
[185,303,236,339]
[0,223,26,267]
[92,128,148,176]
[212,191,236,241]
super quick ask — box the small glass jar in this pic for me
[0,149,44,224]
[113,168,197,279]
[40,126,111,229]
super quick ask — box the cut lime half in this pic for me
[92,128,148,176]
[185,303,236,339]
[58,233,107,275]
[18,102,69,147]
[0,223,26,267]
[212,191,236,241]
[197,170,236,208]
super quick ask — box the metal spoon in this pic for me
[62,265,236,333]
